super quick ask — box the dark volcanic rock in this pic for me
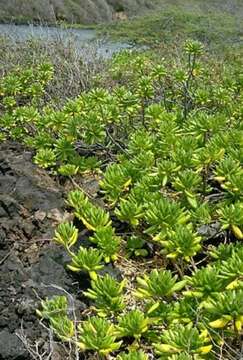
[0,142,81,360]
[0,329,27,360]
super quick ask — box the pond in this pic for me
[0,23,133,58]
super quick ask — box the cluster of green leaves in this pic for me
[2,40,243,358]
[0,63,53,142]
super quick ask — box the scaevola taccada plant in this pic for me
[6,40,242,359]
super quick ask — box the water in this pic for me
[0,23,133,58]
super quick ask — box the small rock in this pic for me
[47,208,72,225]
[34,210,46,222]
[198,222,221,238]
[0,329,27,359]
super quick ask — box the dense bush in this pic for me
[1,40,243,359]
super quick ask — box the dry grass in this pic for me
[0,33,110,105]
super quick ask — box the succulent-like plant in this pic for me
[209,242,242,262]
[67,246,104,280]
[157,160,181,187]
[222,174,243,200]
[4,42,243,360]
[90,226,121,262]
[135,269,187,300]
[58,164,79,176]
[117,350,148,360]
[157,225,202,261]
[100,163,131,204]
[49,315,75,342]
[154,324,212,357]
[126,235,148,258]
[214,156,242,183]
[115,198,144,227]
[218,248,243,289]
[78,316,122,355]
[125,151,155,181]
[184,266,225,300]
[84,274,125,316]
[36,295,68,320]
[66,189,88,210]
[217,202,243,239]
[53,222,78,251]
[37,296,75,341]
[75,201,111,231]
[34,148,56,168]
[172,169,202,208]
[116,310,149,339]
[55,137,75,161]
[205,290,243,332]
[145,198,190,235]
[184,40,204,56]
[190,203,212,225]
[128,129,154,155]
[167,353,200,360]
[169,297,199,325]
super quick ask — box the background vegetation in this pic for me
[100,0,243,48]
[0,0,158,24]
[0,0,242,28]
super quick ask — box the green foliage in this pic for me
[77,203,111,232]
[115,197,143,226]
[49,316,74,341]
[190,203,212,225]
[34,148,56,169]
[116,310,149,339]
[36,296,74,341]
[168,297,198,325]
[135,269,186,300]
[90,226,121,262]
[184,40,204,55]
[53,222,78,251]
[67,246,104,280]
[158,225,202,261]
[78,317,122,355]
[66,189,87,210]
[100,164,131,205]
[172,170,202,208]
[154,324,212,357]
[102,2,242,49]
[4,38,243,359]
[145,198,190,235]
[66,190,111,231]
[117,350,148,360]
[167,354,197,360]
[209,242,242,262]
[205,290,243,332]
[214,156,242,182]
[219,249,243,287]
[84,274,125,316]
[58,164,79,176]
[36,296,68,320]
[126,235,148,258]
[218,202,243,239]
[185,266,225,300]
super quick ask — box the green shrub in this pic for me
[3,38,243,359]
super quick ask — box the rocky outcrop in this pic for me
[0,0,156,24]
[0,142,72,359]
